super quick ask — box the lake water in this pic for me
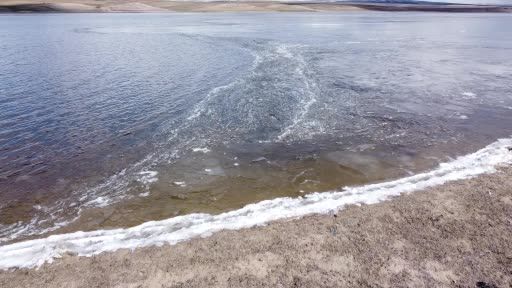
[1,12,511,243]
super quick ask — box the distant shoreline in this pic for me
[0,1,511,13]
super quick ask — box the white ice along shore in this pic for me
[1,137,511,270]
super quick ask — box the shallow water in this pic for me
[0,12,511,242]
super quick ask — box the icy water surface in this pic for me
[0,12,511,242]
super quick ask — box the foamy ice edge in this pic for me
[1,137,511,270]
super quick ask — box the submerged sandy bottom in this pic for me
[1,166,512,286]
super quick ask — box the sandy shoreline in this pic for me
[1,165,511,287]
[0,1,511,13]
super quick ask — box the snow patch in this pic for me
[173,181,187,187]
[137,171,158,185]
[192,148,210,153]
[462,91,476,99]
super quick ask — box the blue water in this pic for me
[1,12,511,242]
